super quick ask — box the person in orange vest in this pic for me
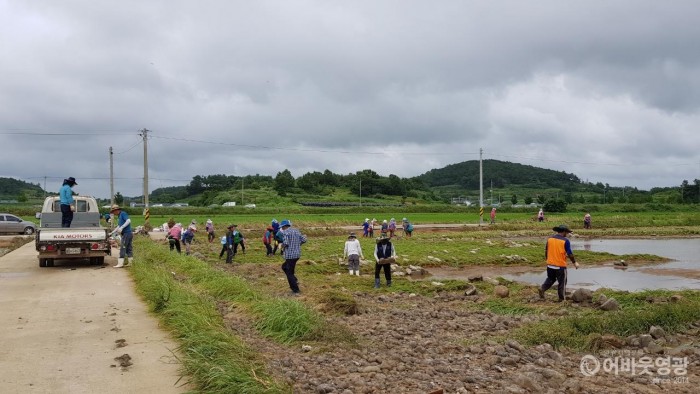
[538,224,579,302]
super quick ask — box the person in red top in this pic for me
[538,224,579,302]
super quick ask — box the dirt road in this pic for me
[0,242,188,393]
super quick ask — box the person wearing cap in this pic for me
[538,225,579,302]
[205,219,215,243]
[109,204,132,268]
[279,219,307,295]
[374,234,397,288]
[59,177,78,227]
[380,220,388,236]
[344,232,364,276]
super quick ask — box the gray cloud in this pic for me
[1,1,699,198]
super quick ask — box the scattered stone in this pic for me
[646,342,665,354]
[670,294,684,303]
[464,285,478,296]
[302,345,312,352]
[667,344,694,357]
[494,285,509,298]
[505,339,524,353]
[597,294,608,304]
[614,260,628,266]
[360,365,381,373]
[600,334,625,348]
[484,277,500,286]
[571,288,593,303]
[468,274,483,282]
[431,281,445,286]
[115,339,127,348]
[316,383,334,394]
[514,373,541,392]
[600,298,620,311]
[649,326,666,339]
[639,334,653,348]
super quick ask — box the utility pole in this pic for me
[241,177,244,206]
[139,129,150,227]
[479,148,484,225]
[109,146,114,206]
[359,178,362,207]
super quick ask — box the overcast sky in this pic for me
[1,1,699,199]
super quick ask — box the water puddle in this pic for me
[501,238,700,291]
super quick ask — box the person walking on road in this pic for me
[59,177,78,228]
[538,225,579,302]
[280,219,307,295]
[109,205,133,268]
[374,234,396,288]
[344,232,364,276]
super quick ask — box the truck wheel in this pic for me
[39,258,47,267]
[46,259,54,267]
[24,227,35,235]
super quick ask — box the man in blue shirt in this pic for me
[280,219,307,295]
[59,177,77,227]
[109,205,133,268]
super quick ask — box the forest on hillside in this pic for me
[0,177,44,200]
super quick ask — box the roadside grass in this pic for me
[513,289,700,351]
[131,237,363,393]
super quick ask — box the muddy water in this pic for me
[502,238,700,291]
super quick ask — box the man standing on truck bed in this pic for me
[59,177,77,228]
[110,204,133,268]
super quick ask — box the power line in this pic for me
[150,135,480,156]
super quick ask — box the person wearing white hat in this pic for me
[205,219,215,243]
[362,218,370,237]
[344,232,364,276]
[109,204,132,268]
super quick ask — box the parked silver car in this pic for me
[0,213,37,235]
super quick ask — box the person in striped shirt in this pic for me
[280,219,307,296]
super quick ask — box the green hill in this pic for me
[0,177,44,201]
[416,159,581,190]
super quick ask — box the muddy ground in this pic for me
[217,263,700,393]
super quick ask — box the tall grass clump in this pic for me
[253,299,324,343]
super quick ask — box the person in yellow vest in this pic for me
[538,224,579,302]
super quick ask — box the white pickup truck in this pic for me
[35,196,111,267]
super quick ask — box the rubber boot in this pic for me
[387,280,392,287]
[374,278,380,289]
[123,257,131,267]
[355,270,360,276]
[349,270,354,275]
[114,258,125,268]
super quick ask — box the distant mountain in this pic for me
[416,159,581,189]
[0,177,45,199]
